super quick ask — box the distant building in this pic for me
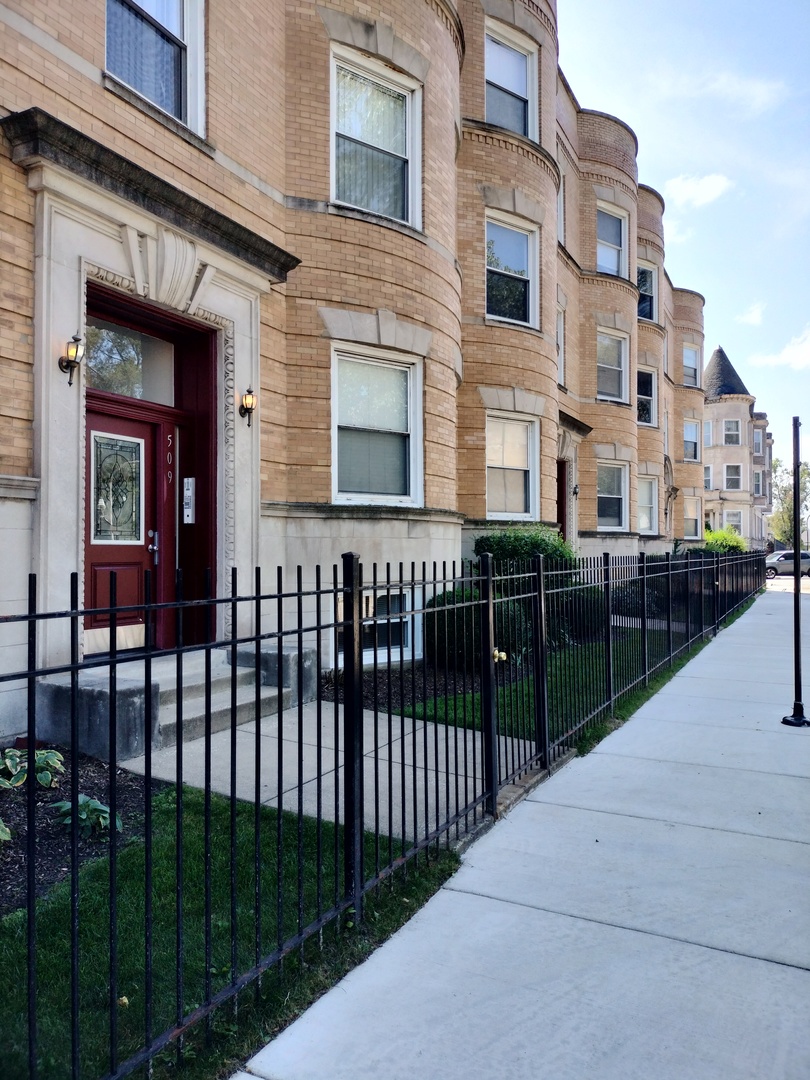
[702,347,772,545]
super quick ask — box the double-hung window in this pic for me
[724,510,742,533]
[637,369,656,425]
[557,175,565,244]
[596,207,626,276]
[753,428,763,455]
[684,498,701,539]
[724,420,741,445]
[704,466,712,490]
[556,308,565,385]
[486,216,537,326]
[597,331,628,402]
[107,0,203,129]
[597,463,627,530]
[332,50,421,226]
[684,421,699,461]
[703,420,712,448]
[724,464,742,491]
[637,263,657,321]
[683,345,700,387]
[753,470,763,497]
[638,478,657,534]
[333,348,422,506]
[485,26,537,139]
[486,415,537,519]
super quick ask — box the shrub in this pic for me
[52,794,122,840]
[424,587,532,672]
[473,526,575,567]
[700,527,748,553]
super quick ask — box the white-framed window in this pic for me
[753,428,763,455]
[663,330,669,375]
[638,477,657,534]
[663,411,669,456]
[597,330,629,402]
[486,213,538,326]
[486,414,538,519]
[332,345,422,506]
[331,47,422,227]
[684,421,700,462]
[637,368,656,425]
[683,345,700,387]
[106,0,205,132]
[596,206,627,276]
[724,510,742,533]
[684,497,701,539]
[724,419,741,445]
[754,470,763,496]
[724,464,742,491]
[485,23,538,140]
[704,466,712,490]
[703,420,712,448]
[335,584,424,667]
[556,307,565,385]
[597,462,628,531]
[637,262,657,321]
[557,174,565,244]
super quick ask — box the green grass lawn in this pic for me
[0,788,457,1080]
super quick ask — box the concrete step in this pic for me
[156,679,292,749]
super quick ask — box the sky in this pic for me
[557,0,810,465]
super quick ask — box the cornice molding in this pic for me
[0,108,300,282]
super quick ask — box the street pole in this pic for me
[782,416,807,726]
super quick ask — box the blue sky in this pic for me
[557,0,810,463]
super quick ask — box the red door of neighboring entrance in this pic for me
[85,399,177,652]
[556,459,569,541]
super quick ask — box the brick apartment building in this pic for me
[1,0,741,723]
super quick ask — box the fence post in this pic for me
[666,552,673,665]
[639,552,649,686]
[479,552,499,815]
[26,574,37,1080]
[532,555,550,771]
[713,552,720,636]
[685,550,692,645]
[603,553,614,708]
[341,551,364,919]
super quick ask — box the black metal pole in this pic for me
[782,416,807,726]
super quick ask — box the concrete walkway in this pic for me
[232,587,810,1080]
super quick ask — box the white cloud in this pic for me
[737,302,765,326]
[652,67,788,115]
[664,218,694,246]
[664,174,734,209]
[749,326,810,370]
[704,72,788,114]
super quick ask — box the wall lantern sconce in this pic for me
[572,484,580,498]
[58,333,85,387]
[239,387,257,427]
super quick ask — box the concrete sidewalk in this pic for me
[234,589,810,1080]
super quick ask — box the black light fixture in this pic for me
[239,387,257,427]
[572,484,579,498]
[58,333,85,387]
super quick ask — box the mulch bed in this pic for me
[320,660,485,712]
[0,749,169,918]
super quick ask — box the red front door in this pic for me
[85,398,178,652]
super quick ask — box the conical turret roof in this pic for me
[703,346,751,399]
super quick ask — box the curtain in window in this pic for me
[485,36,528,135]
[338,359,409,496]
[487,419,529,514]
[336,67,407,220]
[597,333,623,398]
[107,0,184,120]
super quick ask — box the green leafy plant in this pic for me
[52,794,122,840]
[0,747,65,790]
[0,818,10,843]
[473,525,575,566]
[700,526,748,553]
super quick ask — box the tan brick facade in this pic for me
[1,0,716,705]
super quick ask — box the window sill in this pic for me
[103,74,214,156]
[485,316,540,332]
[328,201,423,239]
[596,397,632,408]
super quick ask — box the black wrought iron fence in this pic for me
[0,548,764,1079]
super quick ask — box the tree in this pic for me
[770,458,810,545]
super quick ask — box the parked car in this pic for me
[765,550,810,578]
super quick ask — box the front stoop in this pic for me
[36,649,313,761]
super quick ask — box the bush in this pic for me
[473,526,575,566]
[424,587,532,672]
[700,527,748,553]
